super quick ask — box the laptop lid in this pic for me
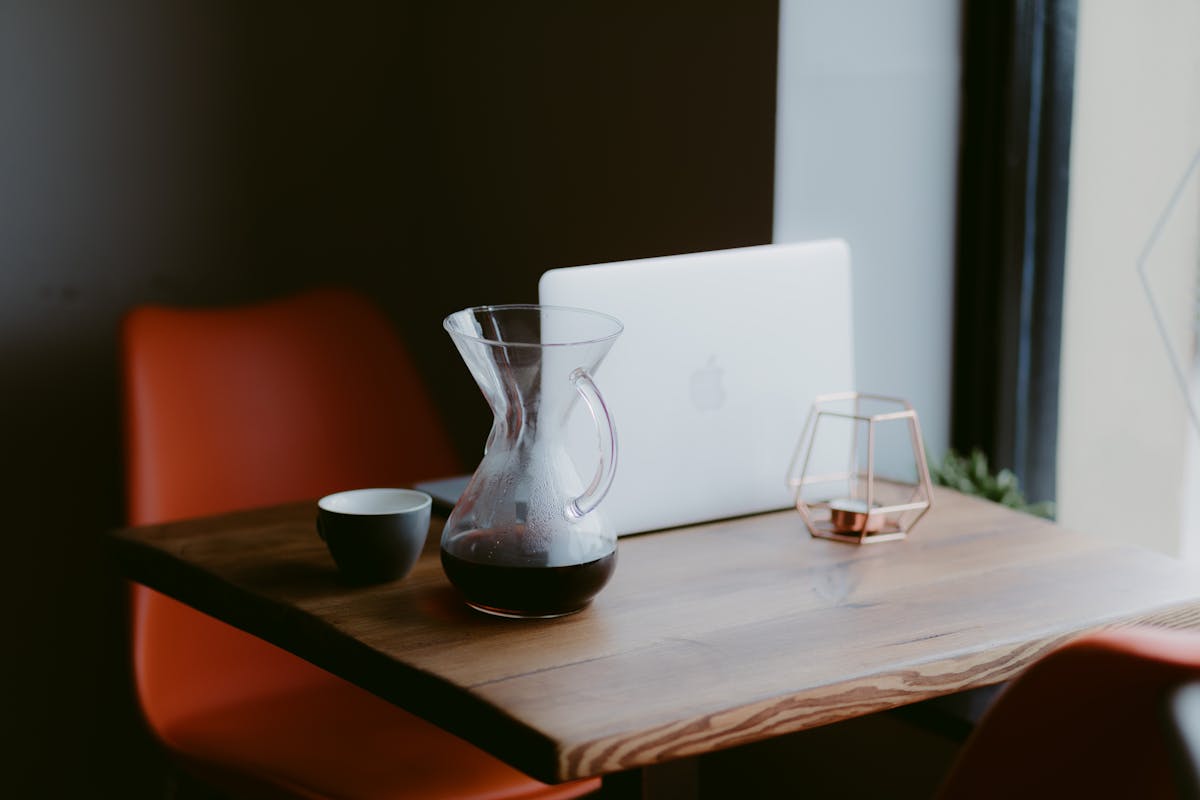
[538,240,855,535]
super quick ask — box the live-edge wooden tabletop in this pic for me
[109,487,1200,783]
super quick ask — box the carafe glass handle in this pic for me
[568,368,618,519]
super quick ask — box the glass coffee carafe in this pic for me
[441,304,623,618]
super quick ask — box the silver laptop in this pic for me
[538,240,855,535]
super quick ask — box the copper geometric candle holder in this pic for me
[786,392,933,544]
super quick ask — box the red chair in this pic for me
[122,288,600,800]
[937,626,1200,799]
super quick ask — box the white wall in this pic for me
[773,0,961,461]
[1057,0,1200,556]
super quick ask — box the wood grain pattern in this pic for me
[109,488,1200,783]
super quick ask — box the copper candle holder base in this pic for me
[803,499,908,544]
[828,499,884,534]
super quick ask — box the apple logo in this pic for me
[689,355,726,411]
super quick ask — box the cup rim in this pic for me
[443,303,623,349]
[318,488,432,516]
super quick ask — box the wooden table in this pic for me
[109,487,1200,785]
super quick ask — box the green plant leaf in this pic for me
[932,448,1054,520]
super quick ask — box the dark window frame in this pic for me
[950,0,1078,504]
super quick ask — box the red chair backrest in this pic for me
[938,626,1200,800]
[122,287,459,731]
[124,288,459,525]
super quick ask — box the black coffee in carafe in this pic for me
[441,528,616,618]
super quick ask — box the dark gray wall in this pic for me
[0,2,777,795]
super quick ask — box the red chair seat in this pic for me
[163,648,595,800]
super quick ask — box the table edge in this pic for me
[553,599,1200,778]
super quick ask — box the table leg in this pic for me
[642,759,700,800]
[601,758,700,800]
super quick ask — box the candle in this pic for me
[828,498,883,534]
